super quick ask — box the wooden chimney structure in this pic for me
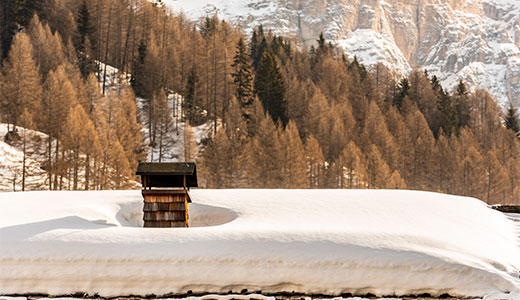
[136,162,198,228]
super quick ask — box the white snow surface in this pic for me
[0,124,48,192]
[0,189,519,298]
[137,92,213,163]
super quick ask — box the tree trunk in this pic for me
[121,6,133,74]
[22,131,26,191]
[54,140,59,190]
[213,32,217,136]
[102,2,113,95]
[85,153,90,190]
[47,136,52,190]
[73,149,79,190]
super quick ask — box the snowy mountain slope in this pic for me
[164,0,520,106]
[0,61,207,191]
[96,62,210,163]
[0,121,142,191]
[136,92,213,163]
[0,124,48,192]
[0,189,519,298]
[0,141,45,192]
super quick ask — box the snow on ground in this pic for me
[507,212,520,229]
[0,189,519,298]
[162,0,251,22]
[0,124,48,192]
[94,61,211,163]
[95,61,131,95]
[0,123,140,191]
[336,29,411,75]
[0,61,138,192]
[137,92,213,163]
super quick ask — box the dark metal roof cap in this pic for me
[136,162,196,175]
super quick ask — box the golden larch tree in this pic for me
[338,141,366,189]
[365,144,391,189]
[1,32,42,131]
[280,120,307,188]
[305,134,325,188]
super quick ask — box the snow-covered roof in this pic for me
[0,189,519,298]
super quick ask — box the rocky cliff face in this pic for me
[165,0,520,106]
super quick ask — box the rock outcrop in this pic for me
[166,0,520,106]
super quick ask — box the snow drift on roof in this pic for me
[0,189,519,298]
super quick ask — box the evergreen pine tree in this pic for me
[78,38,96,78]
[131,39,147,97]
[430,75,441,91]
[456,79,468,96]
[504,104,520,137]
[393,78,409,111]
[183,67,205,125]
[249,28,258,61]
[454,79,471,132]
[250,26,266,68]
[75,0,96,77]
[311,32,332,65]
[231,37,254,120]
[199,16,217,39]
[317,32,326,52]
[76,0,94,52]
[347,56,368,82]
[436,89,456,136]
[254,49,288,126]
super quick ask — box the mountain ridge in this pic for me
[164,0,520,107]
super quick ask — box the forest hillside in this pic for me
[1,0,520,204]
